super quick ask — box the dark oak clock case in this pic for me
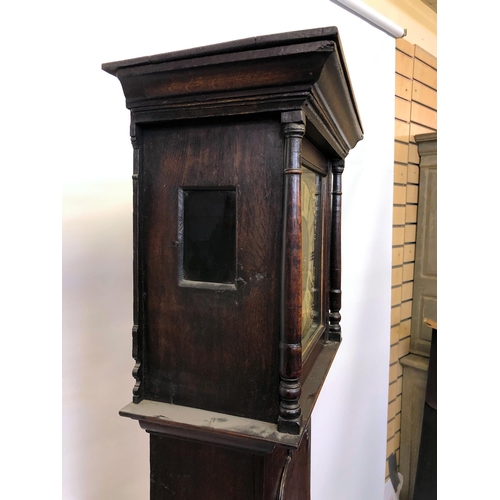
[103,26,363,499]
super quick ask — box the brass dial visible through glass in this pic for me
[301,167,321,348]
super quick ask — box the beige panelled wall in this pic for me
[386,37,437,479]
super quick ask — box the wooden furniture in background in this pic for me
[399,133,437,500]
[386,40,437,484]
[413,319,437,499]
[103,27,363,499]
[409,133,437,357]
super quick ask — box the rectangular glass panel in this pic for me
[182,189,236,284]
[301,168,321,346]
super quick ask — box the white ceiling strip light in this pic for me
[331,0,406,38]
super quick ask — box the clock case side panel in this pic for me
[131,116,348,438]
[134,114,284,423]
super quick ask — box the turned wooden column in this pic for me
[328,158,344,343]
[131,120,143,403]
[279,110,305,435]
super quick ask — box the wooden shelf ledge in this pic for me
[120,399,295,454]
[120,341,340,454]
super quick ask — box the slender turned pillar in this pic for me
[328,158,344,342]
[131,120,143,403]
[278,111,305,434]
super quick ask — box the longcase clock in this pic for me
[103,26,363,499]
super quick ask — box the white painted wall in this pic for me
[58,1,394,498]
[311,17,394,498]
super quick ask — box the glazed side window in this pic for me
[180,188,237,286]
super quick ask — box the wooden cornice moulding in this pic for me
[102,27,363,158]
[415,132,437,166]
[399,353,430,372]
